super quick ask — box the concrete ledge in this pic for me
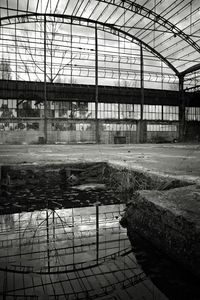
[121,185,200,277]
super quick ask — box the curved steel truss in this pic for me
[0,0,200,89]
[0,13,179,76]
[0,0,200,78]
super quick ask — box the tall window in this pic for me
[143,105,162,120]
[120,104,140,119]
[163,106,179,120]
[186,107,200,121]
[98,103,118,119]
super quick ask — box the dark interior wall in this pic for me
[185,122,200,141]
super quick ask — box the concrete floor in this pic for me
[0,143,200,184]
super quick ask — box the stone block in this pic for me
[122,185,200,277]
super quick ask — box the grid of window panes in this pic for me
[51,121,92,131]
[120,104,140,119]
[54,102,90,119]
[76,123,92,131]
[54,102,70,118]
[53,103,180,121]
[186,107,200,121]
[147,124,177,131]
[87,103,95,118]
[0,99,17,118]
[0,100,140,122]
[143,105,162,120]
[0,100,183,122]
[103,123,136,131]
[0,120,40,131]
[0,99,42,118]
[98,103,119,119]
[79,103,141,120]
[0,99,41,130]
[163,106,179,120]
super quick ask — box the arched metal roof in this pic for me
[0,0,199,75]
[0,13,180,76]
[0,0,200,90]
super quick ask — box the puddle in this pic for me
[0,204,168,300]
[0,163,121,214]
[0,163,199,299]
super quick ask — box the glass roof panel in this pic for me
[0,0,199,88]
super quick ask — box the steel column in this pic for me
[95,23,99,144]
[140,43,144,121]
[179,76,185,142]
[70,21,73,84]
[139,43,145,143]
[44,15,48,143]
[96,203,99,262]
[46,209,50,273]
[118,35,120,87]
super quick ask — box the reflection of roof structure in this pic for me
[0,206,129,274]
[0,205,159,299]
[0,0,200,89]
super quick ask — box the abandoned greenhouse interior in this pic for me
[0,0,200,299]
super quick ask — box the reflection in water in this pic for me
[0,214,15,231]
[0,204,168,300]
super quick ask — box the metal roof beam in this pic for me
[180,63,200,77]
[95,0,200,53]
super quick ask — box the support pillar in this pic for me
[95,202,99,263]
[15,21,19,117]
[95,24,99,144]
[46,209,50,273]
[70,21,73,84]
[44,16,48,144]
[139,43,145,143]
[179,76,185,142]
